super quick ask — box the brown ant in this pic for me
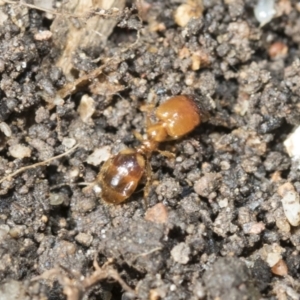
[96,95,202,204]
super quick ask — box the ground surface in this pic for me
[0,0,300,299]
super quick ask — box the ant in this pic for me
[96,95,202,204]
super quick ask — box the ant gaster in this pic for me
[97,95,202,204]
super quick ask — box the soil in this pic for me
[0,0,300,299]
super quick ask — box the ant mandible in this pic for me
[97,95,202,204]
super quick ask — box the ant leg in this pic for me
[101,202,113,226]
[82,182,96,194]
[133,130,144,142]
[143,158,152,208]
[145,105,155,129]
[156,149,175,159]
[134,102,156,143]
[140,95,156,128]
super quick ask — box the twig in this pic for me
[0,144,79,184]
[57,57,122,98]
[31,258,136,300]
[82,257,135,294]
[133,247,162,260]
[32,268,83,300]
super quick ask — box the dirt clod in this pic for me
[203,257,261,300]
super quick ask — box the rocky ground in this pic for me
[0,0,300,299]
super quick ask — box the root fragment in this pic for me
[0,145,79,185]
[31,258,135,300]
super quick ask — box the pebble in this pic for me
[278,183,300,227]
[76,196,97,213]
[254,0,276,27]
[35,106,50,123]
[242,222,265,235]
[174,0,203,27]
[86,146,111,166]
[171,242,190,264]
[149,289,165,300]
[260,243,285,267]
[62,137,76,149]
[284,126,300,161]
[9,226,25,239]
[145,203,168,224]
[75,232,93,247]
[49,193,69,206]
[266,253,282,267]
[194,173,222,198]
[275,217,291,233]
[78,94,95,123]
[271,259,288,276]
[9,144,32,159]
[268,42,288,59]
[34,30,53,41]
[63,240,77,255]
[0,122,11,137]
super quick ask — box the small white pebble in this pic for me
[34,30,53,41]
[281,190,300,227]
[266,252,282,267]
[171,242,190,264]
[62,138,76,149]
[195,282,206,298]
[174,1,203,27]
[220,160,230,170]
[170,284,177,292]
[53,95,64,106]
[254,0,276,27]
[260,243,285,267]
[278,182,300,226]
[176,156,183,163]
[78,94,95,123]
[186,224,195,234]
[284,126,300,162]
[69,167,80,179]
[9,144,31,159]
[86,146,111,166]
[218,198,228,208]
[75,232,93,247]
[0,122,11,137]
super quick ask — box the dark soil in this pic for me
[0,0,300,299]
